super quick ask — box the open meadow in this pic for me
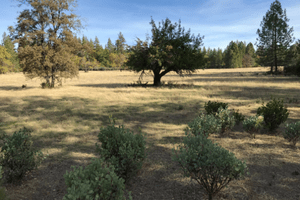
[0,67,300,200]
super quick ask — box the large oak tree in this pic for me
[9,0,83,87]
[255,0,295,74]
[126,17,205,86]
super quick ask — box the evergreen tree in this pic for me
[106,38,115,53]
[115,32,126,54]
[246,42,255,57]
[244,42,256,67]
[238,41,246,56]
[94,36,102,50]
[222,48,228,68]
[224,41,242,68]
[209,48,217,68]
[1,32,8,46]
[202,46,207,56]
[3,36,20,72]
[285,42,300,67]
[9,0,83,87]
[0,45,13,74]
[255,0,295,74]
[216,48,223,68]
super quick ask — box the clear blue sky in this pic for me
[2,0,300,51]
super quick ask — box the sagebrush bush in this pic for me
[186,113,221,138]
[257,98,289,132]
[95,123,147,183]
[242,116,264,138]
[204,101,228,116]
[0,127,45,183]
[283,122,300,146]
[172,132,250,200]
[232,109,245,125]
[215,106,236,134]
[64,158,132,200]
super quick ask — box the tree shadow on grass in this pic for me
[1,94,299,200]
[0,86,35,91]
[76,82,202,89]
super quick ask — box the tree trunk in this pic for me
[153,72,162,86]
[51,74,55,88]
[270,65,274,74]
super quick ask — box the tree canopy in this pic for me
[8,0,83,87]
[126,17,205,86]
[255,0,295,73]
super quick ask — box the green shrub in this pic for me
[186,113,221,138]
[95,123,147,183]
[0,166,8,200]
[41,82,51,89]
[204,101,228,116]
[283,122,300,146]
[63,158,132,200]
[257,98,289,132]
[232,109,245,125]
[215,106,236,134]
[242,116,264,138]
[171,132,250,200]
[0,127,45,183]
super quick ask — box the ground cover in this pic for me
[0,67,299,199]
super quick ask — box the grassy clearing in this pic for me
[0,67,300,200]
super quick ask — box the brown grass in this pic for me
[1,67,300,200]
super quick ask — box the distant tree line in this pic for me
[1,0,300,87]
[199,41,258,69]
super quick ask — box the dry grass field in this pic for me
[0,67,300,200]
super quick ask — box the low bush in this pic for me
[257,98,289,132]
[63,158,132,200]
[283,122,300,147]
[41,82,51,89]
[232,109,245,125]
[0,127,45,183]
[242,116,264,138]
[172,132,250,200]
[186,113,221,138]
[95,122,147,183]
[215,106,236,134]
[204,101,228,116]
[0,166,8,200]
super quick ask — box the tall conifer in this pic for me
[255,0,295,73]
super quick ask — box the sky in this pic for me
[1,0,300,51]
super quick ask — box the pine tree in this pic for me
[115,32,126,54]
[246,42,255,57]
[243,42,256,67]
[255,0,295,74]
[9,0,83,87]
[202,46,207,56]
[3,35,20,72]
[216,48,223,68]
[106,38,115,53]
[1,32,8,46]
[209,48,217,68]
[94,36,102,50]
[0,45,13,74]
[224,41,242,68]
[285,42,300,67]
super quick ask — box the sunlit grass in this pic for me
[1,67,300,199]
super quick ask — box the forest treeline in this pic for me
[1,0,300,88]
[2,32,300,73]
[2,30,300,73]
